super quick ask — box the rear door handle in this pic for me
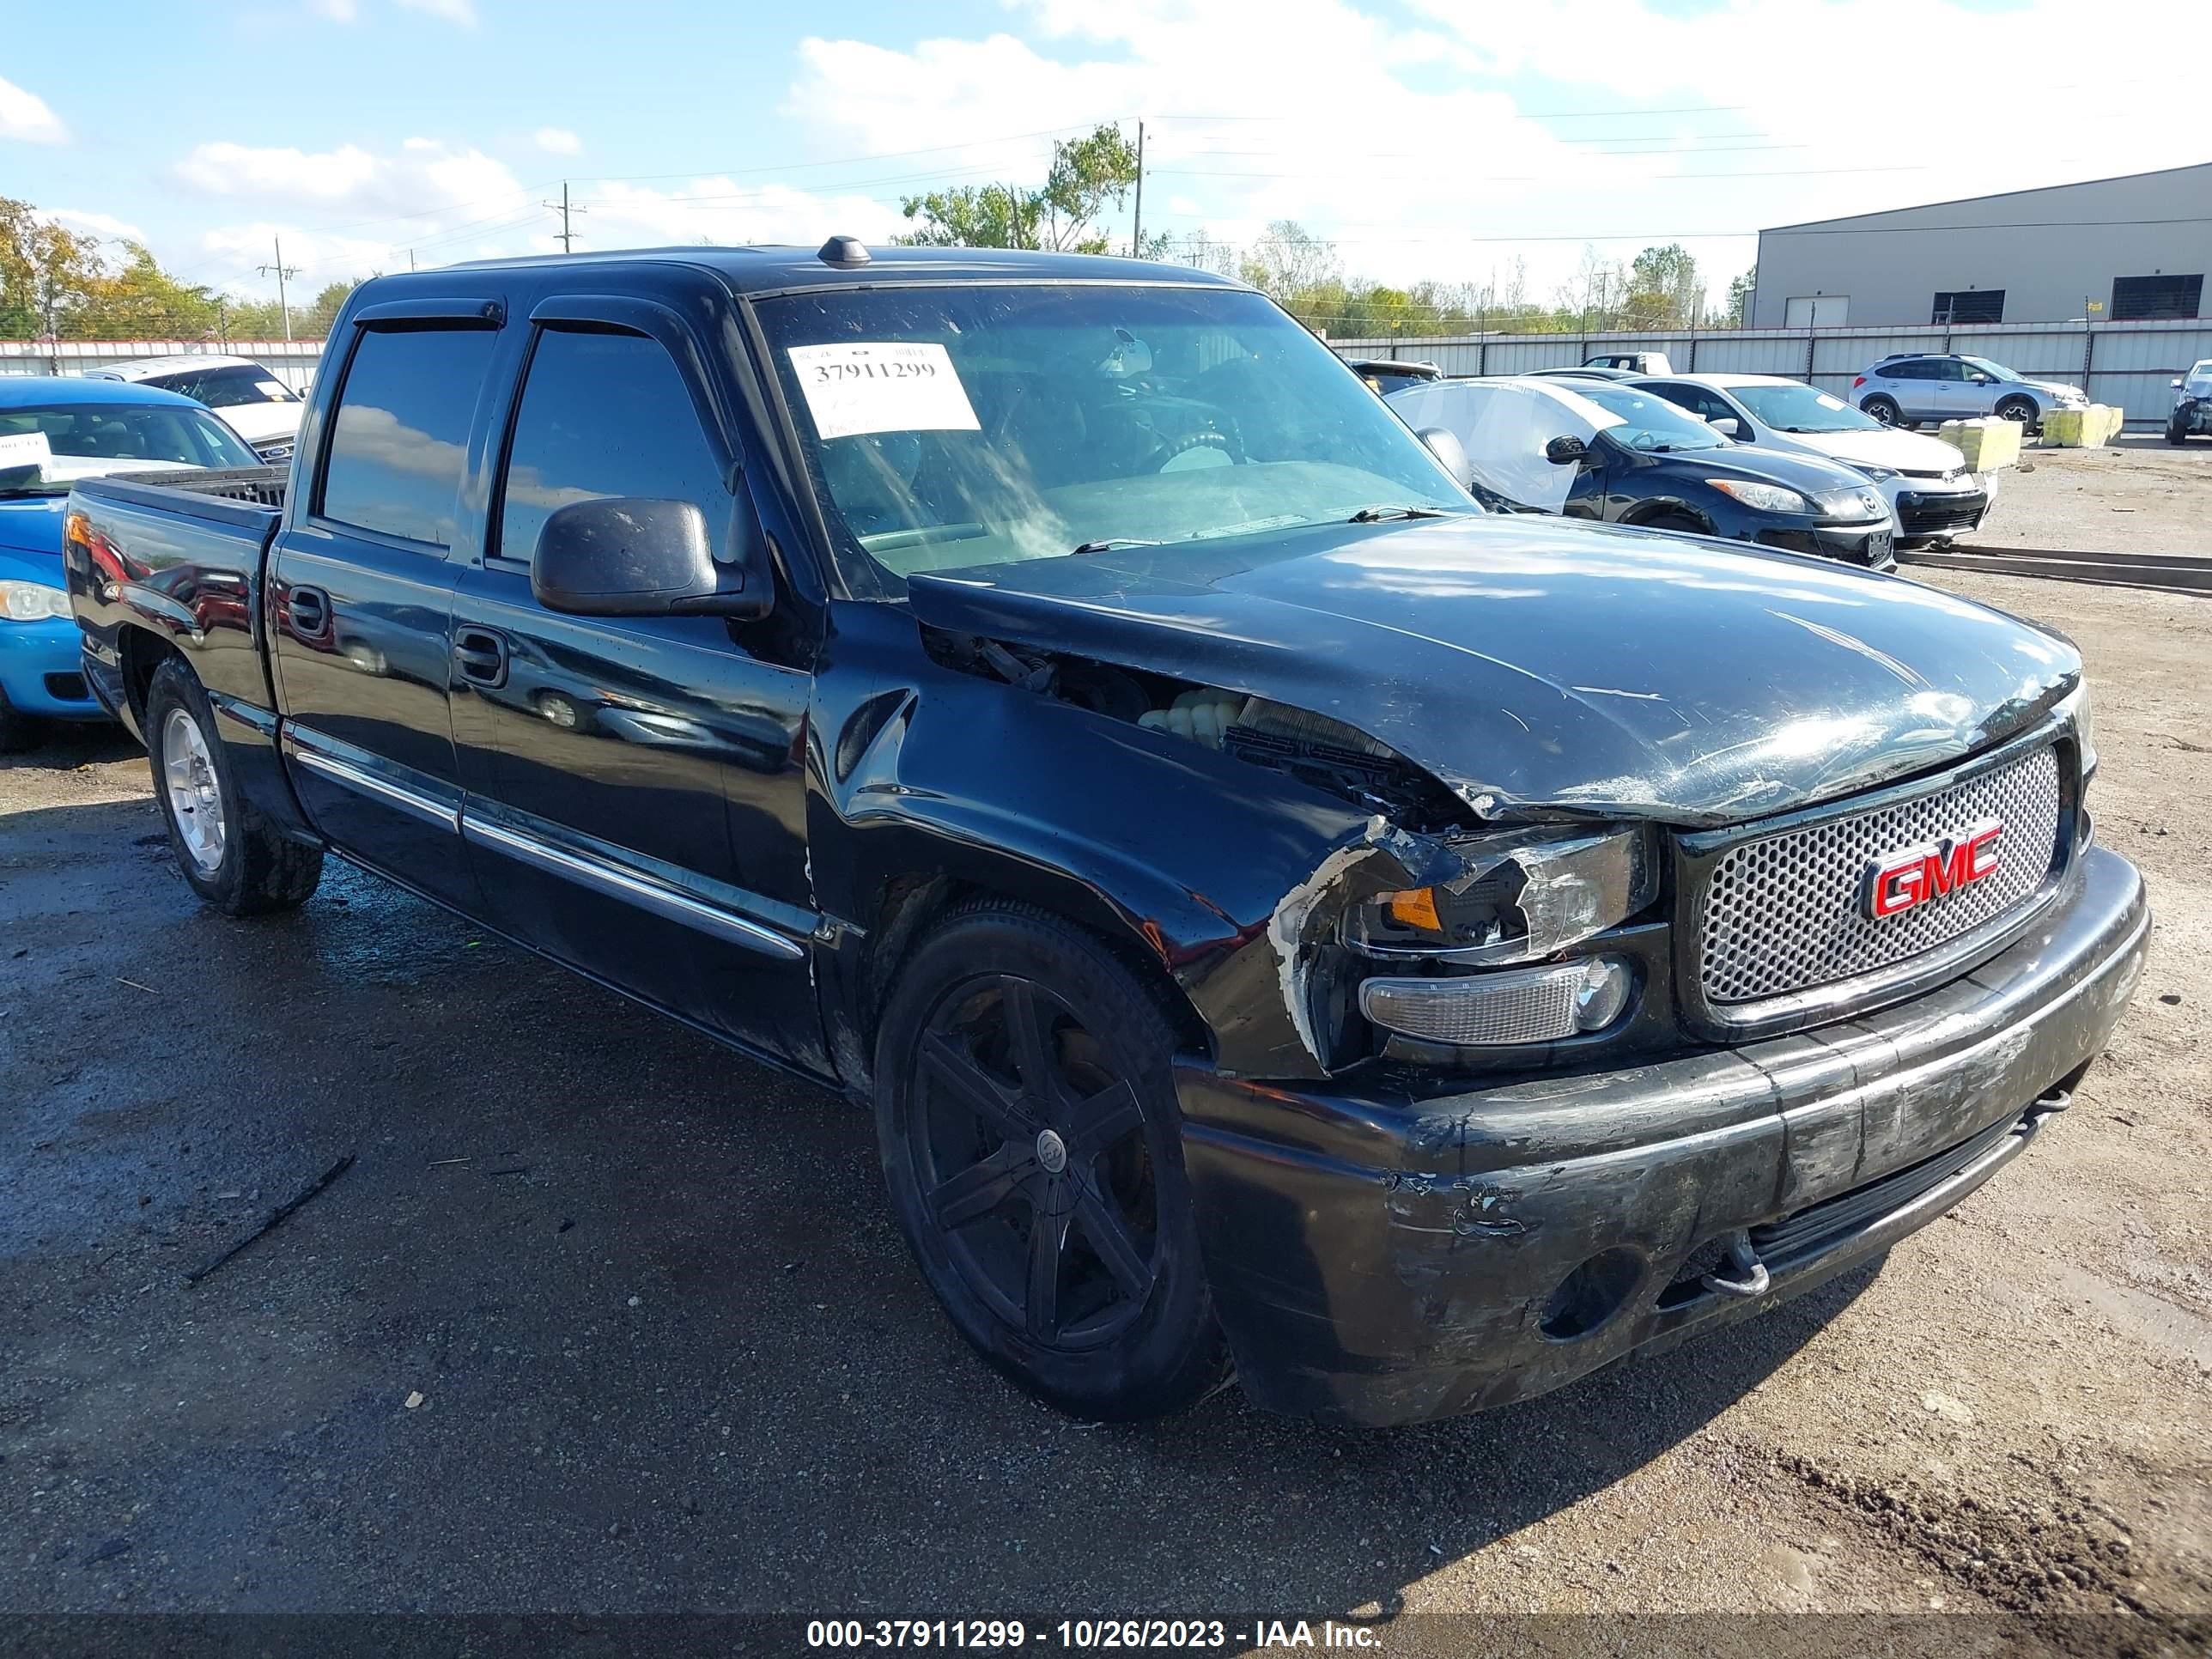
[453,626,509,689]
[288,585,330,638]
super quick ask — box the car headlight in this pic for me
[1814,486,1888,519]
[1346,824,1657,966]
[0,580,71,623]
[1706,478,1810,514]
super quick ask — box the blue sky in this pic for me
[4,0,2206,325]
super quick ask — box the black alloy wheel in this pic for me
[874,905,1225,1420]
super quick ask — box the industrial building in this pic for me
[1750,163,2212,330]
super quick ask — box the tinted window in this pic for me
[496,327,727,567]
[320,325,497,546]
[1647,382,1736,424]
[1881,360,1930,380]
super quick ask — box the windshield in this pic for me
[1729,382,1884,434]
[0,401,259,490]
[1573,382,1729,451]
[757,283,1472,585]
[153,364,299,408]
[1960,356,2024,383]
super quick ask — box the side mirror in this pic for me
[2172,378,2185,390]
[1710,416,1741,438]
[1545,434,1590,466]
[1968,373,1991,385]
[1416,426,1468,484]
[532,495,774,619]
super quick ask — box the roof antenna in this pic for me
[818,235,872,268]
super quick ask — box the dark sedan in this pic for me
[1389,375,1896,568]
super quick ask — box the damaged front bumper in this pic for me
[1176,843,2149,1427]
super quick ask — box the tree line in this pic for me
[2,196,362,343]
[898,125,1756,337]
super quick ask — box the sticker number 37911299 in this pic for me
[786,342,982,441]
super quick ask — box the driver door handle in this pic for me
[453,626,509,690]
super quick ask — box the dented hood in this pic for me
[905,515,2080,827]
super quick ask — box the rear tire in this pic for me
[874,902,1226,1422]
[1863,396,1900,425]
[145,657,324,915]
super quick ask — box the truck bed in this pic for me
[64,468,292,732]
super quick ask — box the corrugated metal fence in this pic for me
[1333,319,2210,427]
[0,339,325,393]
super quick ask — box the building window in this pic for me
[1932,289,2004,325]
[2110,275,2203,321]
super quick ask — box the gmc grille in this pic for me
[1695,744,2063,1006]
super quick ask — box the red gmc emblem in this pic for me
[1861,819,2005,920]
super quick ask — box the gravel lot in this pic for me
[1,447,2206,1656]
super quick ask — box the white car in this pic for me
[2168,359,2212,444]
[1635,372,1997,547]
[82,355,304,463]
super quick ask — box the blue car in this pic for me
[0,375,263,750]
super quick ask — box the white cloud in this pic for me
[174,138,522,222]
[47,208,145,241]
[535,127,582,155]
[574,179,905,252]
[770,0,2212,301]
[395,0,477,23]
[308,0,358,19]
[0,74,66,144]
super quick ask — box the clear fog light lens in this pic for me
[1575,957,1633,1031]
[1361,956,1634,1048]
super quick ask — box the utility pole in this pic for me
[544,181,586,254]
[1130,120,1146,258]
[258,234,300,343]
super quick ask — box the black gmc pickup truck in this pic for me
[64,242,2149,1428]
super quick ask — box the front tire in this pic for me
[874,903,1226,1422]
[145,657,324,915]
[0,689,37,754]
[1996,396,2039,431]
[2169,413,2192,446]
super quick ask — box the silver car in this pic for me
[1637,373,1996,548]
[1851,354,2087,432]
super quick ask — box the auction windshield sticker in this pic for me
[787,342,981,441]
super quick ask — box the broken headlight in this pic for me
[1345,824,1657,966]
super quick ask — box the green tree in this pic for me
[1620,243,1701,331]
[1723,264,1756,328]
[896,123,1142,254]
[302,278,364,338]
[0,196,104,339]
[78,242,222,338]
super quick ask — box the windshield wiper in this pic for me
[1346,504,1458,524]
[1068,538,1161,556]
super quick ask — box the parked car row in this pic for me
[1387,375,1900,568]
[85,354,307,463]
[1381,354,2015,564]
